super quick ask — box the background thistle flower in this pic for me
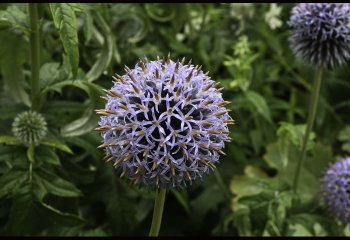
[96,56,233,189]
[12,110,48,146]
[288,3,350,69]
[322,157,350,223]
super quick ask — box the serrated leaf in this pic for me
[41,139,73,154]
[245,90,272,123]
[49,3,79,78]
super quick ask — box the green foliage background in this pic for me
[0,3,350,236]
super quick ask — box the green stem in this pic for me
[292,67,323,193]
[28,3,41,111]
[149,188,166,237]
[29,162,33,182]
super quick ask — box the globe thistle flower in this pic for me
[12,110,48,146]
[322,156,350,223]
[96,56,233,189]
[288,3,350,69]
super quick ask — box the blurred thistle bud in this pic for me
[322,156,350,223]
[288,3,350,69]
[96,55,233,189]
[12,110,48,146]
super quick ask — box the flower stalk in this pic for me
[28,3,41,111]
[149,188,166,236]
[292,67,323,193]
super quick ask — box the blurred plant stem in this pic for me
[292,67,323,193]
[149,188,166,236]
[29,3,41,111]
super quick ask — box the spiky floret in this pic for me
[288,3,350,69]
[96,56,233,189]
[12,110,48,146]
[322,157,350,223]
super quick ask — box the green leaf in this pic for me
[263,142,320,202]
[39,62,69,88]
[0,30,30,106]
[338,125,350,153]
[145,4,176,22]
[49,3,79,78]
[245,90,272,123]
[4,188,83,234]
[277,122,315,167]
[171,189,190,215]
[288,224,313,236]
[230,166,273,199]
[232,206,252,236]
[286,213,340,236]
[86,12,114,82]
[67,3,84,12]
[191,184,226,226]
[135,198,153,222]
[42,80,104,137]
[36,145,60,166]
[59,156,96,184]
[32,167,82,200]
[0,5,29,33]
[60,81,104,137]
[4,191,38,234]
[38,201,84,226]
[41,139,73,154]
[0,135,21,145]
[0,168,28,198]
[65,134,102,160]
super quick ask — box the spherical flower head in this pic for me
[12,110,48,146]
[322,156,350,223]
[96,56,233,189]
[288,3,350,69]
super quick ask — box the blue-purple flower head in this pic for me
[322,156,350,223]
[288,3,350,69]
[96,56,233,189]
